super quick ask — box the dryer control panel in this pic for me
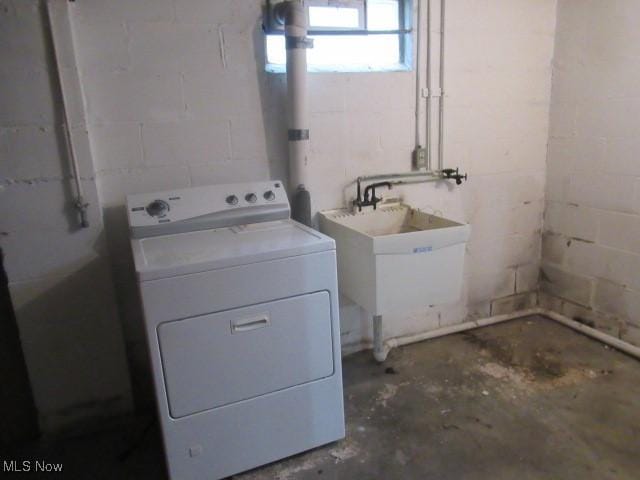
[127,181,290,239]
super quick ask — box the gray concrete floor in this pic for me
[7,316,640,479]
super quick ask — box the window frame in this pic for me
[263,0,413,73]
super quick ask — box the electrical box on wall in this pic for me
[413,146,428,170]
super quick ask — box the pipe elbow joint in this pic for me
[274,1,307,31]
[373,344,390,363]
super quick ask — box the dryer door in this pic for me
[157,291,334,418]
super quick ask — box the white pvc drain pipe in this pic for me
[373,308,640,362]
[275,0,313,226]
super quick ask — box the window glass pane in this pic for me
[265,0,407,72]
[308,34,399,67]
[308,6,360,29]
[266,35,287,66]
[266,34,400,70]
[367,0,400,30]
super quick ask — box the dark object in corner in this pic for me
[385,367,398,375]
[0,248,39,446]
[292,186,312,227]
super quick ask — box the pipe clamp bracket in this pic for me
[286,36,314,50]
[288,129,310,141]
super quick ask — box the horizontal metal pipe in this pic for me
[268,28,413,36]
[357,170,442,183]
[389,177,442,186]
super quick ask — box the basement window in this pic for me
[264,0,412,73]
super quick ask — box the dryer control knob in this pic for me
[226,195,238,205]
[146,199,169,217]
[245,193,257,203]
[263,190,275,201]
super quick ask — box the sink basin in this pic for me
[319,203,471,316]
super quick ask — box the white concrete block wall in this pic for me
[63,0,556,388]
[0,0,131,432]
[0,0,556,418]
[543,0,640,345]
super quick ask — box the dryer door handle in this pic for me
[231,315,270,334]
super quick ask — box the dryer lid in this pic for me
[131,219,335,281]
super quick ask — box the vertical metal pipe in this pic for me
[425,0,432,170]
[47,0,89,228]
[413,0,423,148]
[437,0,446,171]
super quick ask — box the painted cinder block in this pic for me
[0,187,106,282]
[484,31,555,71]
[548,100,576,138]
[229,113,270,162]
[560,300,621,338]
[82,70,184,123]
[141,120,231,167]
[564,238,605,279]
[567,173,637,214]
[309,112,347,158]
[540,262,593,307]
[217,24,265,73]
[605,137,640,177]
[308,74,347,114]
[438,303,470,328]
[0,68,58,125]
[182,67,264,120]
[467,231,540,277]
[0,0,48,71]
[128,22,222,74]
[516,263,541,293]
[173,0,260,26]
[188,160,271,188]
[345,72,414,114]
[545,202,598,242]
[468,268,516,305]
[491,291,537,316]
[71,20,130,74]
[598,211,640,256]
[0,126,62,180]
[593,279,640,326]
[9,259,132,421]
[600,247,640,292]
[90,122,143,172]
[72,0,175,24]
[482,0,557,37]
[541,231,566,265]
[538,291,563,312]
[545,1,640,343]
[96,164,191,208]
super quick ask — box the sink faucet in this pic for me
[353,181,392,211]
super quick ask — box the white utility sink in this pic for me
[319,203,471,316]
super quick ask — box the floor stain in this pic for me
[375,382,410,408]
[10,316,640,480]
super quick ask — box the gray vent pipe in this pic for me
[274,0,313,226]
